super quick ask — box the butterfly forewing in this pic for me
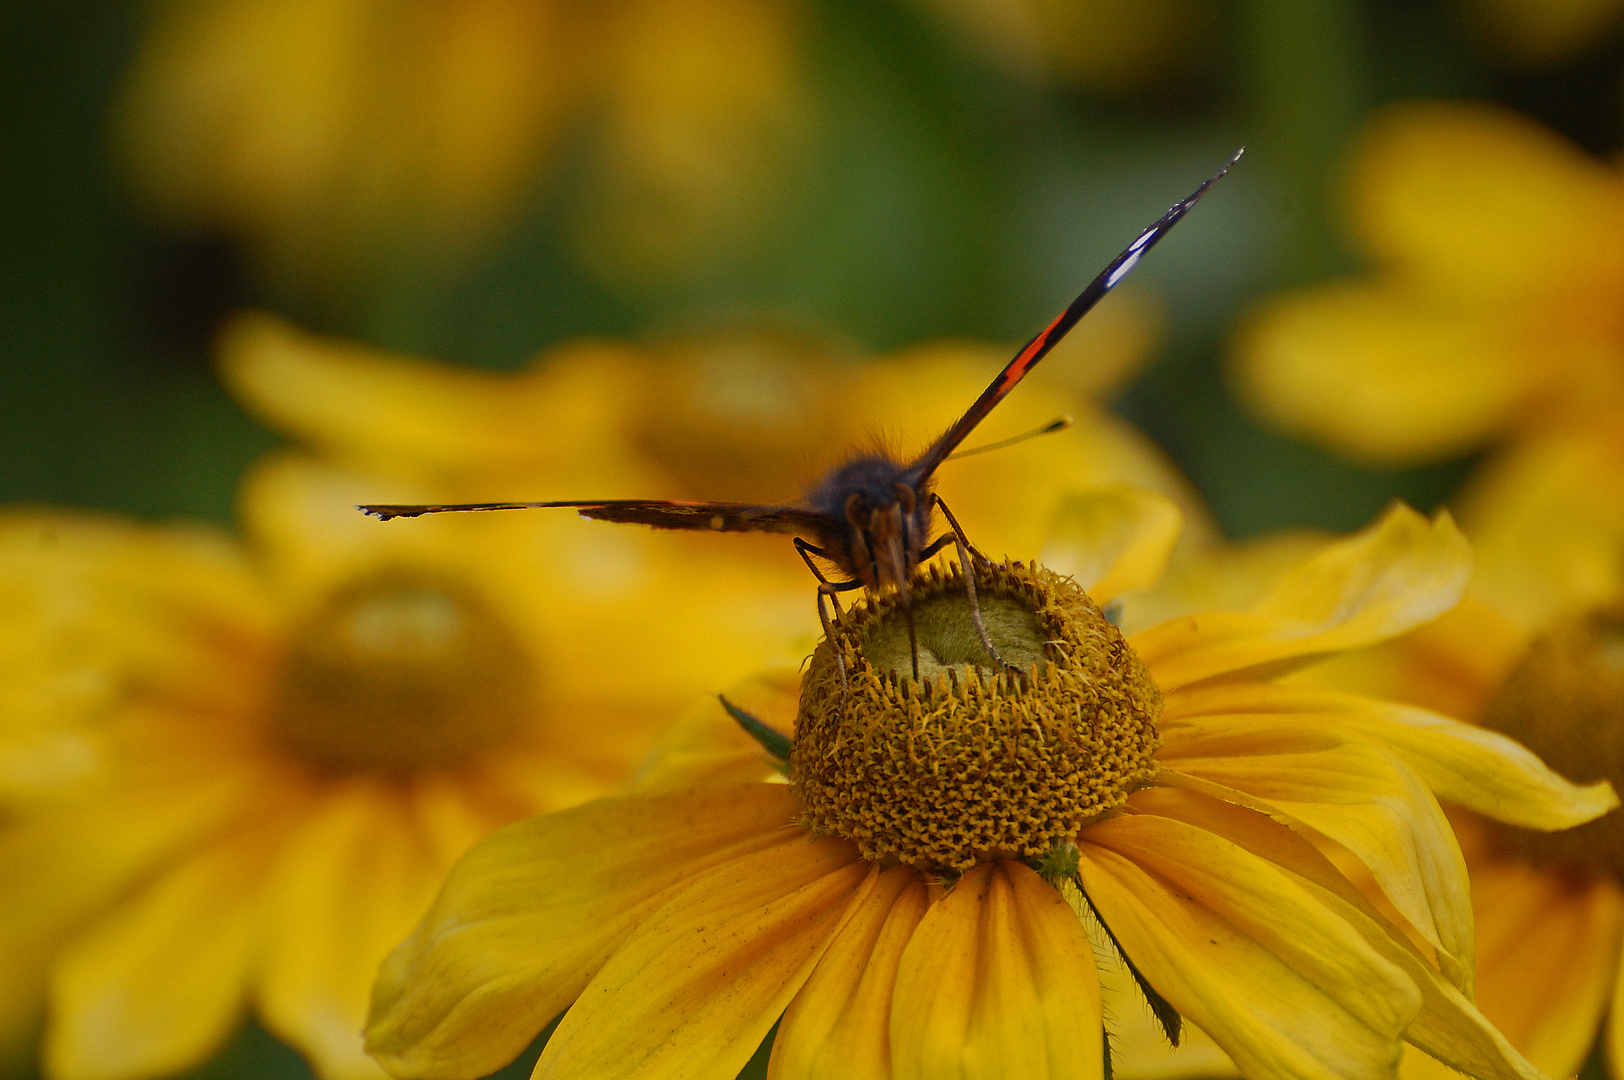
[906,147,1244,484]
[360,498,826,534]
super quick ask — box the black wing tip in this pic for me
[357,504,417,520]
[1184,146,1246,204]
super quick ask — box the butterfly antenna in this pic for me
[945,415,1073,461]
[910,148,1243,483]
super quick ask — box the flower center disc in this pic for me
[270,568,536,775]
[793,562,1162,873]
[1482,606,1624,877]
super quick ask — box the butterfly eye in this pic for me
[844,492,872,529]
[892,483,916,515]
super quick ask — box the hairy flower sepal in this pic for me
[796,563,1160,872]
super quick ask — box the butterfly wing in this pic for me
[574,500,828,534]
[360,498,829,535]
[907,148,1244,484]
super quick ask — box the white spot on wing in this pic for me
[1127,227,1157,253]
[1104,249,1142,290]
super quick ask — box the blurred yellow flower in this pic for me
[912,0,1208,92]
[0,436,816,1080]
[1126,494,1624,1080]
[1235,102,1624,469]
[1460,0,1624,67]
[115,0,809,290]
[367,501,1609,1080]
[3,302,1199,1080]
[218,292,1211,576]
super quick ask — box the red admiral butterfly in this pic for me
[362,150,1242,683]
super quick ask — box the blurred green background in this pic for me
[3,2,1623,1076]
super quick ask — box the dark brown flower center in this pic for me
[270,568,536,774]
[1481,606,1624,877]
[793,562,1162,873]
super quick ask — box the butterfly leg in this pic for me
[931,499,1021,676]
[933,497,996,566]
[795,538,864,696]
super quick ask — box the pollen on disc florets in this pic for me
[793,561,1162,873]
[270,566,537,775]
[1482,605,1624,877]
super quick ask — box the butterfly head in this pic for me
[808,454,936,592]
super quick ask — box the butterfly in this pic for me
[361,149,1242,683]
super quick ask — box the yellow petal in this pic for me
[1607,939,1624,1080]
[1466,0,1624,65]
[259,783,463,1080]
[1234,284,1534,466]
[0,753,261,1031]
[1132,787,1548,1080]
[768,867,928,1080]
[1158,731,1475,994]
[0,509,273,802]
[535,837,871,1080]
[1040,487,1183,606]
[0,774,245,1068]
[1456,428,1624,632]
[1160,683,1618,829]
[367,784,800,1079]
[1288,596,1527,726]
[890,862,1103,1080]
[1346,102,1624,303]
[630,670,801,793]
[1079,813,1418,1080]
[44,826,279,1080]
[216,313,639,483]
[1453,856,1622,1079]
[1118,530,1333,637]
[1133,505,1471,691]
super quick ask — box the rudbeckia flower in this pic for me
[1216,493,1624,1080]
[0,457,799,1080]
[2,309,1198,1080]
[910,0,1208,93]
[367,499,1612,1080]
[1234,102,1624,470]
[218,302,1210,580]
[1461,0,1624,67]
[1126,464,1624,1080]
[114,0,808,289]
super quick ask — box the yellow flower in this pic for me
[1235,101,1624,658]
[1460,0,1624,67]
[1267,503,1624,1080]
[1125,486,1624,1080]
[219,297,1210,592]
[367,500,1611,1080]
[1235,101,1624,469]
[114,0,808,288]
[2,307,1197,1080]
[910,0,1208,92]
[0,455,782,1080]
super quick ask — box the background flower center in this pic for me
[269,567,537,775]
[1482,605,1624,878]
[793,562,1161,873]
